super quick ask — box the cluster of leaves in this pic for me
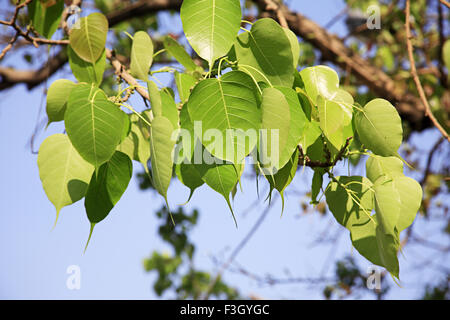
[35,0,422,278]
[143,206,239,299]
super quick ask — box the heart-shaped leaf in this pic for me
[68,46,106,86]
[181,0,241,68]
[69,12,108,63]
[188,71,260,164]
[38,134,94,225]
[234,18,294,87]
[65,84,127,169]
[46,79,77,125]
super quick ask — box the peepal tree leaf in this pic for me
[84,151,132,250]
[28,0,64,39]
[150,116,176,205]
[234,18,294,86]
[85,151,132,224]
[164,36,199,72]
[130,31,153,80]
[175,161,205,204]
[373,176,401,236]
[65,84,127,169]
[188,71,260,164]
[46,79,77,125]
[259,87,291,173]
[68,46,106,86]
[300,65,339,105]
[175,72,197,103]
[393,176,422,232]
[69,12,108,63]
[366,155,404,182]
[355,99,403,157]
[38,134,94,225]
[275,86,308,169]
[181,0,242,68]
[284,28,300,69]
[194,149,243,226]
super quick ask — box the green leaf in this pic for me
[259,87,290,173]
[37,134,94,225]
[274,86,308,170]
[161,90,179,130]
[264,148,299,213]
[194,149,243,225]
[311,170,323,204]
[150,116,176,204]
[443,40,450,79]
[365,155,404,183]
[68,46,106,86]
[234,18,294,86]
[299,120,321,154]
[175,162,204,204]
[117,114,151,171]
[65,84,127,169]
[392,176,422,232]
[163,36,199,72]
[373,176,401,236]
[69,12,108,63]
[188,71,260,164]
[299,65,340,105]
[147,81,162,117]
[85,151,132,224]
[175,72,197,104]
[284,28,300,69]
[28,0,64,39]
[317,95,344,149]
[130,31,153,80]
[180,0,242,68]
[355,98,403,157]
[46,79,77,125]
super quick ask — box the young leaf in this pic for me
[180,0,242,68]
[161,90,179,129]
[69,12,108,63]
[234,18,294,86]
[68,46,106,86]
[283,28,300,69]
[355,99,403,157]
[65,84,127,169]
[299,65,340,105]
[317,95,344,150]
[188,71,260,164]
[392,176,422,232]
[46,79,77,125]
[147,81,162,117]
[84,151,132,224]
[130,31,153,80]
[259,87,291,173]
[175,72,197,103]
[150,116,176,205]
[365,155,404,183]
[28,0,64,39]
[274,86,308,170]
[37,134,94,225]
[163,36,199,72]
[373,176,401,236]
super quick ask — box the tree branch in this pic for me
[405,0,449,142]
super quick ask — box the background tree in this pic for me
[0,0,448,299]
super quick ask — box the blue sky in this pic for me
[0,0,448,299]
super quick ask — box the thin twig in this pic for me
[405,0,450,142]
[439,0,450,9]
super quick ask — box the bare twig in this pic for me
[439,0,450,9]
[405,0,450,142]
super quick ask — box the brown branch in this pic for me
[439,0,450,9]
[405,0,450,142]
[298,137,352,168]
